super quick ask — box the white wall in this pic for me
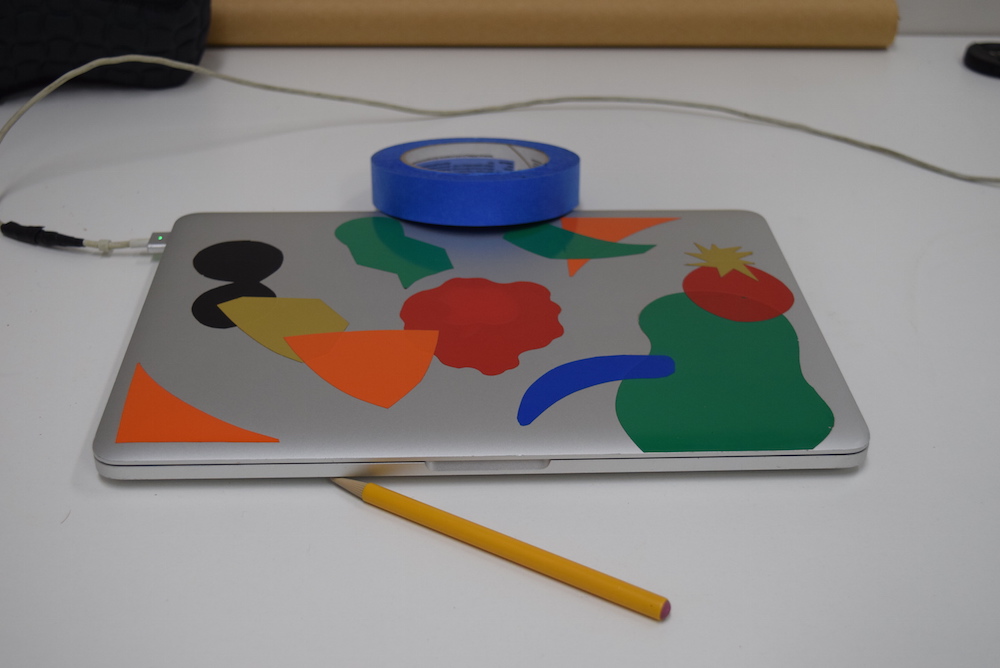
[898,0,1000,34]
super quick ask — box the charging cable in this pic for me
[0,221,168,253]
[1,54,997,254]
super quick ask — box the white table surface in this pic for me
[2,36,999,667]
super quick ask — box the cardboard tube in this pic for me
[208,0,898,48]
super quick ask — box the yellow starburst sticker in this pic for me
[685,243,757,279]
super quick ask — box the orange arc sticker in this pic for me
[286,330,439,408]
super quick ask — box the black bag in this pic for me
[0,0,211,97]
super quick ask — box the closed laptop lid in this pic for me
[92,210,867,479]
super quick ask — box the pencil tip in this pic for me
[331,478,366,498]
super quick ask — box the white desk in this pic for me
[2,36,999,666]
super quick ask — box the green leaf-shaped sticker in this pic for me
[335,217,453,288]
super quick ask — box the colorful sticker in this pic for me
[611,244,830,452]
[503,222,654,261]
[518,355,675,425]
[682,243,794,321]
[218,297,349,361]
[116,364,279,443]
[400,277,563,376]
[560,217,678,275]
[335,216,453,288]
[285,330,439,408]
[191,240,284,328]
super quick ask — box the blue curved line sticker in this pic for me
[518,354,675,425]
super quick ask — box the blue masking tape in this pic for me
[371,138,580,227]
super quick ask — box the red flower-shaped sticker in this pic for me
[400,277,563,375]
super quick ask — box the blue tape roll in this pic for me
[371,138,580,227]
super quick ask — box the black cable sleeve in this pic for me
[1,221,85,247]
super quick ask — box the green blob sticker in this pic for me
[616,293,834,452]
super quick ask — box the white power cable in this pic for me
[0,53,997,253]
[83,237,150,253]
[5,54,999,186]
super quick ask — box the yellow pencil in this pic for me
[331,478,670,621]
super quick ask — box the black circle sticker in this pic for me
[191,240,283,328]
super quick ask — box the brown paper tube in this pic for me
[208,0,898,49]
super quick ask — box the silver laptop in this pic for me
[93,210,867,479]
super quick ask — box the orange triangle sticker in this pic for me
[116,364,279,443]
[561,217,678,276]
[286,330,439,408]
